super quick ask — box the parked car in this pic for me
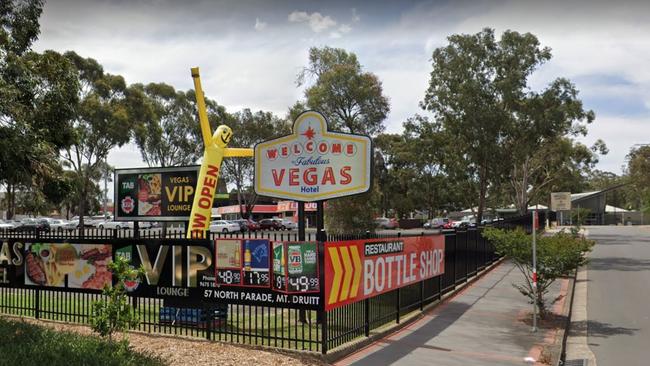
[70,216,95,227]
[374,217,399,230]
[232,219,251,232]
[16,218,49,231]
[209,220,240,233]
[442,221,455,229]
[453,215,475,229]
[279,218,298,230]
[243,219,261,232]
[259,218,283,231]
[48,219,70,230]
[424,217,449,229]
[0,220,18,229]
[97,220,133,230]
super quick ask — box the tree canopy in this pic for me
[421,28,604,220]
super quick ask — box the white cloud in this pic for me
[254,18,267,31]
[330,24,352,39]
[288,10,337,33]
[339,24,352,33]
[351,8,360,23]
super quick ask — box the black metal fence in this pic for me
[0,215,537,354]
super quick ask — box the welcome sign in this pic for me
[254,111,372,202]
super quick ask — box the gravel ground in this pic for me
[11,317,326,366]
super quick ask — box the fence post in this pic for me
[396,287,401,324]
[205,306,212,341]
[364,298,370,337]
[321,310,328,354]
[420,279,424,311]
[34,288,40,319]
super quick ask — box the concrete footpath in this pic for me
[336,262,570,366]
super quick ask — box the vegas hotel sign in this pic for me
[254,111,372,202]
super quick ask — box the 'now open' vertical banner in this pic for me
[324,236,445,311]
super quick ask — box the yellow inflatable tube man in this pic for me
[187,67,253,239]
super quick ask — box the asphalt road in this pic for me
[587,226,650,366]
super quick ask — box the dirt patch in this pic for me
[10,316,326,366]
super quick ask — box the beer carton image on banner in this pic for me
[272,242,320,294]
[214,239,270,288]
[324,236,445,310]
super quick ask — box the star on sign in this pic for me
[302,126,316,140]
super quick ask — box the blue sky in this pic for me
[33,0,650,191]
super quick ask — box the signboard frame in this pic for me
[254,110,373,202]
[550,192,572,211]
[114,165,200,222]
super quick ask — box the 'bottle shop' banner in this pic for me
[324,236,445,311]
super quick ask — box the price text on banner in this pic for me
[324,236,445,311]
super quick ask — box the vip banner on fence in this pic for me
[114,239,322,310]
[324,236,445,311]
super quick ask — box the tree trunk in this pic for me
[515,159,530,215]
[6,184,14,220]
[78,185,86,237]
[477,165,488,223]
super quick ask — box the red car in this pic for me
[245,219,261,231]
[442,221,455,229]
[259,218,283,231]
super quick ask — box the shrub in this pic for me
[90,255,145,341]
[571,208,591,227]
[483,227,593,316]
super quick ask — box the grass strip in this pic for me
[0,317,167,366]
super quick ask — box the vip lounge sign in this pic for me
[254,111,372,202]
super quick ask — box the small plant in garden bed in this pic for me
[483,227,594,317]
[90,255,145,341]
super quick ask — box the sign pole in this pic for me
[298,202,306,241]
[532,209,538,332]
[316,201,325,242]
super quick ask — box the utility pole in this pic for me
[532,209,538,332]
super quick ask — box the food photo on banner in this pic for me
[115,166,199,221]
[25,243,112,290]
[0,241,112,291]
[113,239,321,310]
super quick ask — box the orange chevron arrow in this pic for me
[349,245,361,298]
[327,247,342,305]
[339,246,353,301]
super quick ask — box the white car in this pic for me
[280,218,298,230]
[209,220,240,233]
[0,220,18,229]
[97,220,133,230]
[48,219,70,229]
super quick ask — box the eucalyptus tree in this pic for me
[61,52,142,229]
[0,0,79,218]
[297,46,390,233]
[422,28,602,219]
